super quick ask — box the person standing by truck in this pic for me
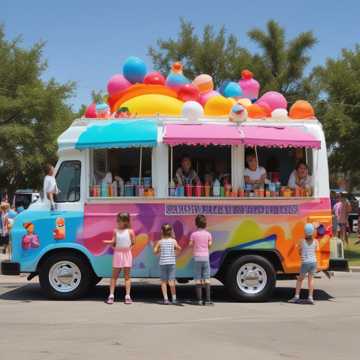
[289,223,319,305]
[43,164,59,211]
[0,202,10,254]
[334,193,351,246]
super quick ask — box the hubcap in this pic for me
[236,262,267,295]
[49,261,81,293]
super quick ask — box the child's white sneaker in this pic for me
[307,297,315,305]
[288,296,301,304]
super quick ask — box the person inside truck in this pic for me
[244,153,267,187]
[288,161,313,191]
[175,156,200,185]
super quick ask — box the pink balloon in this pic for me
[84,103,97,118]
[238,70,260,100]
[107,74,131,96]
[257,91,287,111]
[199,90,220,106]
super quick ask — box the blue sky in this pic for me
[2,0,360,110]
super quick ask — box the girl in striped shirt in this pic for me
[154,224,181,304]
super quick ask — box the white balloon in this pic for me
[271,108,288,120]
[182,101,204,121]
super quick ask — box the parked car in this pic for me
[12,189,40,210]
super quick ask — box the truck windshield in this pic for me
[55,161,81,202]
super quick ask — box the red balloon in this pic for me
[177,84,200,102]
[143,71,165,85]
[84,103,97,118]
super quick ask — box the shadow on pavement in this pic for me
[0,281,334,303]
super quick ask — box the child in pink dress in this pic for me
[104,212,135,304]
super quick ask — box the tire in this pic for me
[39,252,92,300]
[225,255,276,302]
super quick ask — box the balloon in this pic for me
[111,84,177,111]
[144,71,165,85]
[95,103,110,118]
[247,104,267,119]
[204,96,236,116]
[122,56,147,84]
[199,90,220,106]
[84,103,97,118]
[8,210,17,219]
[289,100,315,119]
[120,94,184,116]
[182,101,204,121]
[256,100,272,117]
[257,91,287,111]
[271,108,288,121]
[239,69,260,100]
[237,98,252,108]
[222,81,243,98]
[229,104,248,123]
[177,84,200,102]
[166,62,189,90]
[107,74,131,96]
[192,74,214,93]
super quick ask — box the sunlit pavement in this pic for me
[0,271,359,360]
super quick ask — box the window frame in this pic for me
[55,160,82,203]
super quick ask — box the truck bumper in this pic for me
[1,260,20,275]
[328,259,349,272]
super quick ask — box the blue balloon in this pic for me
[222,81,243,98]
[166,73,189,89]
[218,80,230,96]
[122,56,147,84]
[8,210,17,218]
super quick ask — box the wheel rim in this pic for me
[48,261,82,293]
[236,262,267,295]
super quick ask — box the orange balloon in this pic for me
[247,104,267,119]
[289,100,315,119]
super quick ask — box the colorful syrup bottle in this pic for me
[204,181,211,197]
[194,181,202,197]
[213,179,220,197]
[169,180,176,196]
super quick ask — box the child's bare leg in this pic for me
[161,281,168,300]
[308,274,314,299]
[169,280,176,298]
[295,275,304,297]
[124,268,131,297]
[109,268,121,297]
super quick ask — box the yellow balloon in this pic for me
[204,95,236,116]
[120,94,184,116]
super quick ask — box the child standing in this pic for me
[154,224,181,305]
[289,223,319,304]
[189,215,213,305]
[104,212,135,305]
[0,202,10,255]
[333,193,351,246]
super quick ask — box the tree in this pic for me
[313,46,360,188]
[0,25,75,196]
[148,19,317,101]
[148,18,253,87]
[247,20,317,101]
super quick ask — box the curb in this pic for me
[350,267,360,273]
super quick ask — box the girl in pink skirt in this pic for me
[104,212,135,304]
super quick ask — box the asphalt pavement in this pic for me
[0,271,359,360]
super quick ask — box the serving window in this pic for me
[89,147,154,198]
[168,145,232,197]
[243,147,314,197]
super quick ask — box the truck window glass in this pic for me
[55,161,81,202]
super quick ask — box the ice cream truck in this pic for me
[0,62,348,301]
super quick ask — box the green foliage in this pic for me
[0,25,75,195]
[148,18,253,87]
[313,46,360,186]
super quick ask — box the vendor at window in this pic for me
[244,153,267,186]
[175,156,200,185]
[288,161,313,190]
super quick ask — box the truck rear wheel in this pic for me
[39,252,92,300]
[225,255,276,302]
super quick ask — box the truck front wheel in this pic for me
[39,252,92,300]
[225,255,276,302]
